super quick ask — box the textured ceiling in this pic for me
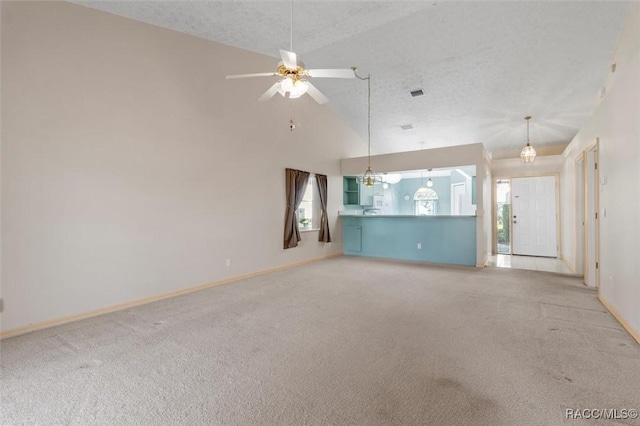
[75,1,631,159]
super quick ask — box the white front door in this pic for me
[511,176,558,257]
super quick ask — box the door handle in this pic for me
[513,220,517,224]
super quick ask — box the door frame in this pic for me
[492,177,512,255]
[574,152,584,275]
[583,139,600,288]
[492,173,561,257]
[451,182,466,215]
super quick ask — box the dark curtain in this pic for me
[284,168,310,249]
[315,174,331,243]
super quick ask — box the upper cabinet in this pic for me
[360,182,373,206]
[359,182,384,206]
[343,177,384,206]
[343,176,360,205]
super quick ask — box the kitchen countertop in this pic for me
[338,213,477,218]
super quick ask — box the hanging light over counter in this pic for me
[355,72,382,187]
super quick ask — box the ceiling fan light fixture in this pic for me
[225,0,354,104]
[290,80,309,98]
[520,116,537,163]
[281,77,294,92]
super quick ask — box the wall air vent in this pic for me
[400,124,414,131]
[410,89,424,98]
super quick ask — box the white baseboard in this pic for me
[0,252,343,340]
[598,294,640,345]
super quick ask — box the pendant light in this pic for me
[355,71,382,187]
[520,115,537,163]
[427,168,434,187]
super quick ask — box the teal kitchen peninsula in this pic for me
[341,214,477,266]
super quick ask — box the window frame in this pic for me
[297,174,321,232]
[414,187,439,216]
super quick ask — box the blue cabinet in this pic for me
[344,178,384,207]
[342,216,477,266]
[343,225,362,252]
[343,177,360,205]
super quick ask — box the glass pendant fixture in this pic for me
[426,168,434,187]
[355,72,382,187]
[382,173,402,185]
[520,115,537,163]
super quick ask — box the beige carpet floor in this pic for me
[1,257,639,425]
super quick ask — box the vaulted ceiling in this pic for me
[76,1,631,159]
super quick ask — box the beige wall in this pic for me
[340,143,491,266]
[0,1,363,332]
[560,3,640,336]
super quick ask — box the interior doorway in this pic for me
[584,143,599,288]
[451,182,465,215]
[496,179,511,254]
[575,155,584,275]
[511,176,558,257]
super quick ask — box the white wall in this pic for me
[560,4,640,336]
[492,155,563,178]
[0,2,363,332]
[341,143,490,266]
[0,1,3,331]
[482,152,493,260]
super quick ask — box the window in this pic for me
[298,175,320,230]
[414,187,439,215]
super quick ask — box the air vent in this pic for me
[400,124,414,131]
[410,89,424,98]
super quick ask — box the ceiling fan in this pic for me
[226,51,355,104]
[225,1,355,104]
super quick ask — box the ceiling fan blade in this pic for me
[280,49,298,69]
[226,72,277,80]
[258,81,282,102]
[305,82,329,105]
[306,69,355,79]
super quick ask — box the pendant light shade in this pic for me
[382,173,402,185]
[356,73,382,187]
[520,116,537,163]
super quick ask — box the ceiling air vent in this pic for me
[400,124,414,131]
[409,89,424,98]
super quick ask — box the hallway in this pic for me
[488,254,574,275]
